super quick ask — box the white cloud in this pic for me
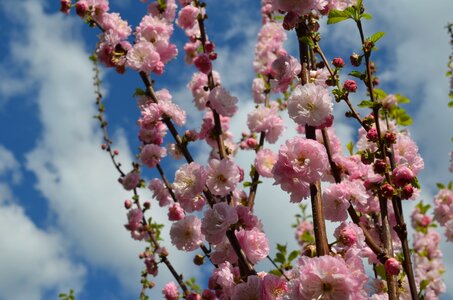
[0,145,85,300]
[1,0,201,298]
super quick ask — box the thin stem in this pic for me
[266,255,290,281]
[296,21,329,256]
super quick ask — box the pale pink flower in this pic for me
[208,86,238,117]
[445,220,453,242]
[252,77,266,104]
[236,205,260,230]
[287,83,333,127]
[210,240,238,265]
[393,133,424,175]
[170,215,204,251]
[333,222,365,249]
[120,171,140,190]
[323,183,351,222]
[148,178,172,207]
[201,202,238,245]
[273,137,328,202]
[270,54,301,92]
[148,0,177,22]
[126,41,160,73]
[173,162,207,201]
[309,68,330,87]
[168,203,185,221]
[140,144,166,168]
[232,275,261,300]
[138,103,161,129]
[261,274,288,300]
[247,104,285,143]
[255,148,278,178]
[206,158,240,196]
[125,208,143,232]
[274,0,327,15]
[433,189,453,226]
[136,14,173,43]
[236,227,269,264]
[210,262,237,299]
[176,4,199,30]
[100,12,131,40]
[156,89,186,126]
[325,0,356,12]
[253,22,287,75]
[298,255,362,299]
[162,281,179,300]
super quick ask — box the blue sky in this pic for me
[0,0,452,299]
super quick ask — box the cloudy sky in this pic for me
[0,0,452,299]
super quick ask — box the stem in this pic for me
[296,21,329,256]
[356,18,398,300]
[266,255,290,281]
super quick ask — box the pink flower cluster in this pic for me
[247,103,285,144]
[273,137,329,202]
[433,189,453,242]
[126,1,178,74]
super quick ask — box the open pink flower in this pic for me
[208,86,238,117]
[170,215,204,251]
[172,162,207,202]
[236,227,269,264]
[287,83,333,127]
[140,144,166,168]
[206,158,240,196]
[201,202,238,245]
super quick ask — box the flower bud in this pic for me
[373,159,387,174]
[193,254,205,265]
[144,201,151,210]
[350,53,361,67]
[193,53,212,74]
[343,80,358,93]
[366,128,379,142]
[385,258,401,276]
[332,57,345,68]
[384,131,397,144]
[205,41,215,53]
[401,184,414,200]
[381,183,394,198]
[392,166,414,187]
[124,199,133,209]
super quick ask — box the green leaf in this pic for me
[349,70,365,79]
[276,243,286,254]
[275,253,286,264]
[288,250,299,262]
[327,9,351,24]
[448,100,453,107]
[358,100,374,108]
[243,181,252,188]
[412,177,420,189]
[448,181,453,190]
[346,141,354,156]
[436,182,446,189]
[133,88,146,97]
[395,94,410,104]
[361,13,372,20]
[369,32,385,43]
[298,36,314,48]
[373,88,387,100]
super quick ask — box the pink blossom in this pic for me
[120,171,140,190]
[208,86,238,117]
[170,215,204,251]
[177,5,199,30]
[255,148,278,178]
[206,158,240,196]
[232,275,261,300]
[247,104,285,143]
[167,143,183,160]
[140,144,166,168]
[156,89,186,126]
[252,77,266,104]
[236,227,269,264]
[393,133,424,175]
[126,41,160,73]
[100,12,131,40]
[287,83,333,127]
[168,203,185,221]
[194,53,212,74]
[138,102,161,129]
[60,0,71,14]
[261,274,288,300]
[433,189,453,226]
[125,208,143,232]
[333,222,365,249]
[201,202,238,245]
[309,68,330,87]
[322,183,351,222]
[162,281,179,300]
[343,79,357,92]
[210,262,237,298]
[270,54,301,92]
[148,178,172,207]
[173,162,207,202]
[274,0,327,15]
[253,22,287,75]
[298,255,362,299]
[210,240,238,265]
[136,14,173,43]
[236,205,260,230]
[325,0,356,12]
[273,137,329,202]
